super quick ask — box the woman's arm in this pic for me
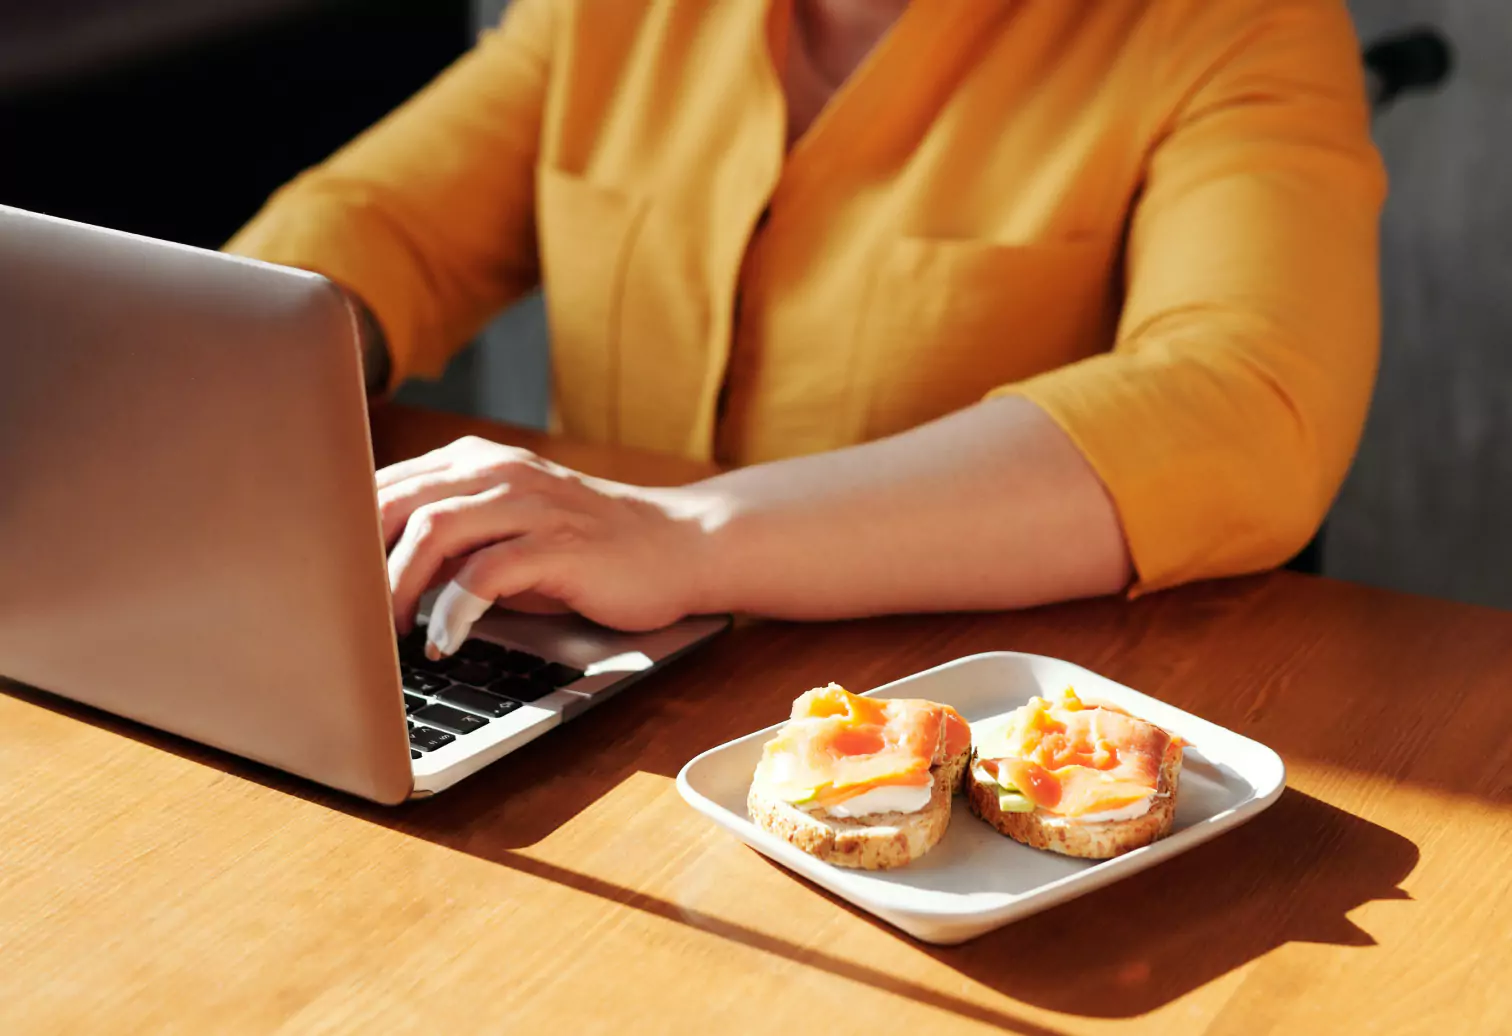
[999,0,1385,593]
[689,395,1131,618]
[225,0,555,392]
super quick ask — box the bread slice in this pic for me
[748,745,969,870]
[965,740,1183,859]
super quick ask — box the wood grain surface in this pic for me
[2,404,1508,1035]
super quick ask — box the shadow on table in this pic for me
[729,788,1415,1019]
[473,851,1081,1036]
[924,788,1416,1017]
[392,784,1414,1027]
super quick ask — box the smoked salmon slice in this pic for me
[754,684,970,809]
[976,687,1176,817]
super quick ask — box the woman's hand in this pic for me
[375,397,1132,653]
[377,437,718,648]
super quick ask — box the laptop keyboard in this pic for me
[398,631,586,760]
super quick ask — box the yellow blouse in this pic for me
[226,0,1384,594]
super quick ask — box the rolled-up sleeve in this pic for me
[992,0,1385,594]
[224,0,555,390]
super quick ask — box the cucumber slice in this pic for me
[779,786,823,805]
[996,789,1035,813]
[973,762,1035,813]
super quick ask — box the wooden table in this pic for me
[3,404,1509,1035]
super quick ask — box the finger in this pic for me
[379,470,502,547]
[374,447,452,490]
[376,436,539,491]
[387,492,546,633]
[426,542,547,658]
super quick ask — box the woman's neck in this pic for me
[784,0,909,142]
[792,0,910,88]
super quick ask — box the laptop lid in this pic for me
[0,205,413,803]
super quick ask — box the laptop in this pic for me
[0,204,728,803]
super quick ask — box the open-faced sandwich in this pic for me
[748,683,971,870]
[967,687,1183,859]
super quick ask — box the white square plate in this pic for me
[676,652,1286,945]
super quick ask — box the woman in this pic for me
[228,0,1383,654]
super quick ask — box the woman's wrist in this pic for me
[645,481,747,619]
[654,475,821,621]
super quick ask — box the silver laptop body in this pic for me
[0,204,726,803]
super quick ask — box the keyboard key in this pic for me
[487,675,554,703]
[409,653,460,675]
[446,660,500,687]
[397,630,431,664]
[413,702,489,735]
[496,650,547,674]
[409,725,455,753]
[411,749,421,760]
[403,693,427,714]
[436,684,521,718]
[400,633,463,675]
[537,662,585,688]
[456,639,514,666]
[402,669,450,694]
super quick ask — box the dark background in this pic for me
[0,0,471,249]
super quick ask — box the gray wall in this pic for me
[1331,1,1512,609]
[429,1,1510,609]
[394,295,550,428]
